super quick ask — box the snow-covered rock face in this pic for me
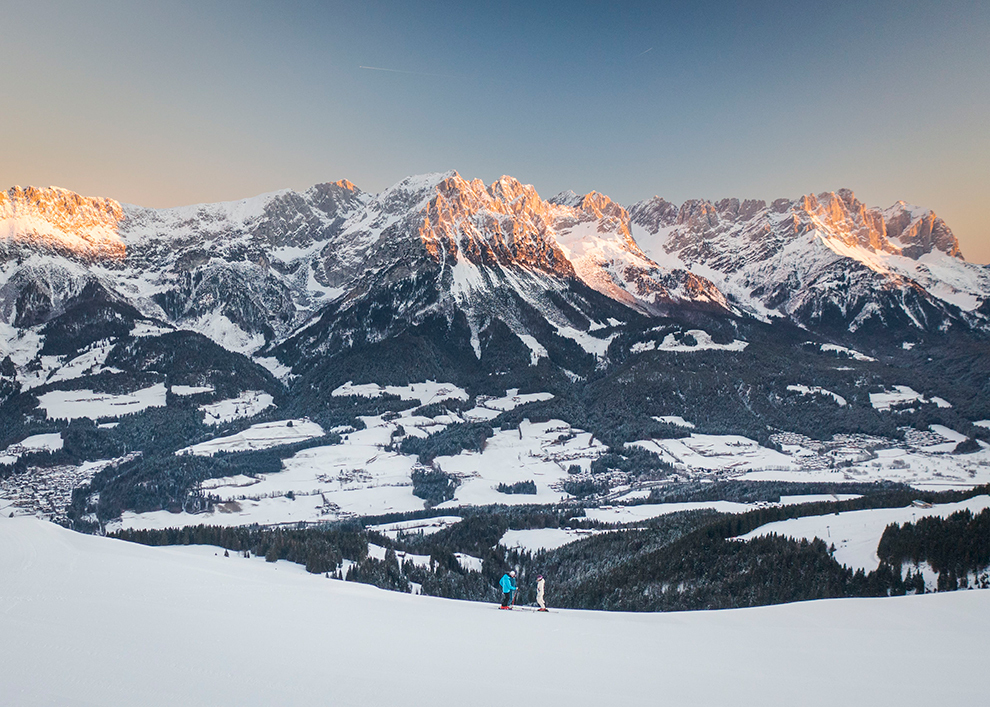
[0,186,125,260]
[409,172,727,315]
[629,188,990,331]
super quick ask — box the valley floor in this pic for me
[2,516,987,707]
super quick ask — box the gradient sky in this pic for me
[3,0,988,262]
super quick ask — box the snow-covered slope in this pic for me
[2,516,988,707]
[739,495,990,573]
[629,189,990,332]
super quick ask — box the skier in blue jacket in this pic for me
[499,570,517,609]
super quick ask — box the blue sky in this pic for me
[3,0,988,261]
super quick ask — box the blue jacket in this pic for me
[499,573,517,593]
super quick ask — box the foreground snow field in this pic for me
[2,517,988,707]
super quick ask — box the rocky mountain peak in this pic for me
[576,191,621,220]
[416,173,574,277]
[677,199,721,231]
[625,197,678,234]
[882,202,962,259]
[0,186,126,260]
[304,179,364,214]
[487,175,544,215]
[790,189,961,259]
[714,198,767,222]
[548,190,583,208]
[794,189,889,252]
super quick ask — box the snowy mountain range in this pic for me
[1,173,735,373]
[628,188,990,333]
[3,173,990,530]
[3,175,986,374]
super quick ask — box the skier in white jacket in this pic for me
[536,574,547,612]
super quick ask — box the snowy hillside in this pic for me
[1,516,987,707]
[739,495,990,573]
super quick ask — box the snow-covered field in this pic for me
[632,426,990,489]
[367,542,432,569]
[332,380,469,403]
[176,419,324,456]
[739,495,990,572]
[118,389,596,530]
[500,527,603,552]
[0,432,63,465]
[171,384,214,396]
[870,385,952,411]
[4,335,123,391]
[120,411,990,531]
[36,383,167,420]
[632,329,748,353]
[102,380,990,531]
[787,384,847,406]
[818,343,876,361]
[435,419,603,507]
[653,415,695,428]
[631,433,796,472]
[2,517,988,707]
[199,390,275,425]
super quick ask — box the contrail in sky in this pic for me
[635,47,654,57]
[359,65,449,78]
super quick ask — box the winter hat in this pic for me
[509,570,516,576]
[537,575,543,580]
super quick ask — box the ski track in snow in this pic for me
[2,517,988,707]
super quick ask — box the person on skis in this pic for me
[536,574,547,611]
[499,570,517,609]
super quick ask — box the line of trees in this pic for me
[110,484,990,611]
